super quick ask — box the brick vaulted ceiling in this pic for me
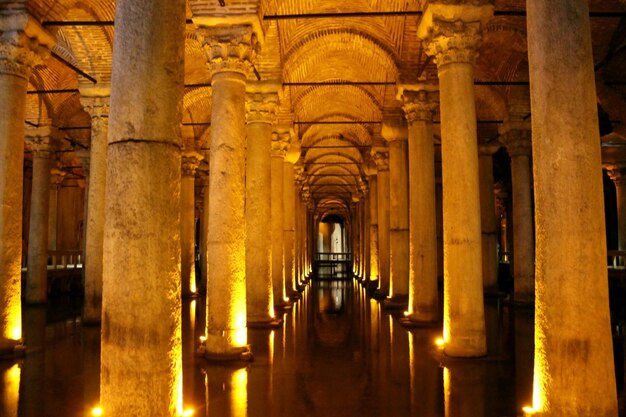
[18,0,626,215]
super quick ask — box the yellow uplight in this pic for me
[435,337,445,347]
[233,328,247,347]
[182,409,194,417]
[522,406,536,415]
[91,406,103,416]
[199,335,207,342]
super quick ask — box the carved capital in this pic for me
[0,12,55,78]
[499,121,532,157]
[80,90,110,120]
[371,147,390,171]
[606,164,626,187]
[381,120,408,143]
[271,131,291,158]
[181,151,203,177]
[397,85,439,123]
[246,90,279,124]
[197,24,259,77]
[417,3,493,67]
[50,167,66,187]
[25,124,55,157]
[478,139,501,156]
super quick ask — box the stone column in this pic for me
[245,82,280,326]
[478,141,501,292]
[371,147,390,297]
[0,10,53,351]
[382,122,410,306]
[101,0,185,414]
[607,164,626,251]
[398,84,439,323]
[199,170,210,293]
[25,127,53,304]
[196,23,260,360]
[367,172,379,285]
[47,168,65,251]
[181,151,202,298]
[80,88,110,323]
[500,122,534,304]
[271,131,291,308]
[418,3,493,357]
[284,143,299,298]
[526,0,617,414]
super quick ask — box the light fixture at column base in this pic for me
[0,338,26,359]
[247,317,283,329]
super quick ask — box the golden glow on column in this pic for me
[233,327,247,347]
[91,406,103,416]
[232,287,248,347]
[231,368,248,417]
[190,276,197,295]
[522,406,536,415]
[269,330,275,365]
[443,284,451,344]
[6,298,21,341]
[435,337,445,348]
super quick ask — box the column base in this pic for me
[506,297,535,308]
[288,291,302,301]
[247,317,283,329]
[483,286,506,298]
[371,288,389,300]
[182,291,199,299]
[400,313,440,328]
[443,337,487,358]
[383,294,409,310]
[275,299,293,311]
[0,338,26,359]
[82,317,102,326]
[198,340,253,362]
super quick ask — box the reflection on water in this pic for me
[4,282,536,417]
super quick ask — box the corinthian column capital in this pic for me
[417,3,494,67]
[271,131,291,158]
[196,24,260,77]
[606,163,626,187]
[499,121,532,157]
[79,86,111,119]
[0,11,55,79]
[181,151,203,177]
[371,147,390,171]
[246,81,281,124]
[397,83,439,123]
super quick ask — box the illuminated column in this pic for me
[80,88,110,323]
[271,131,291,307]
[245,83,280,326]
[526,0,617,414]
[284,143,299,298]
[196,23,260,359]
[0,10,53,352]
[47,168,65,251]
[199,169,209,293]
[500,122,534,304]
[371,147,390,296]
[418,3,493,357]
[294,166,305,287]
[181,150,202,298]
[478,141,501,292]
[101,0,184,413]
[301,187,312,279]
[25,126,53,304]
[382,121,410,305]
[367,172,379,284]
[398,84,439,323]
[607,165,626,250]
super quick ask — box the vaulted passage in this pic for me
[1,1,626,416]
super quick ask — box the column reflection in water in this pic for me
[205,366,248,417]
[182,299,198,414]
[247,328,274,417]
[82,325,101,413]
[443,362,486,417]
[408,331,442,417]
[19,306,46,416]
[0,364,20,417]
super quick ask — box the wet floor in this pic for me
[1,279,541,417]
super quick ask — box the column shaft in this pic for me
[527,0,617,414]
[478,148,499,291]
[271,155,285,304]
[180,173,197,296]
[369,176,379,283]
[205,71,249,356]
[101,0,184,413]
[377,169,390,293]
[82,93,109,323]
[26,149,51,304]
[283,162,296,296]
[617,183,626,250]
[245,114,275,324]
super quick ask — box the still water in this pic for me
[0,280,535,417]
